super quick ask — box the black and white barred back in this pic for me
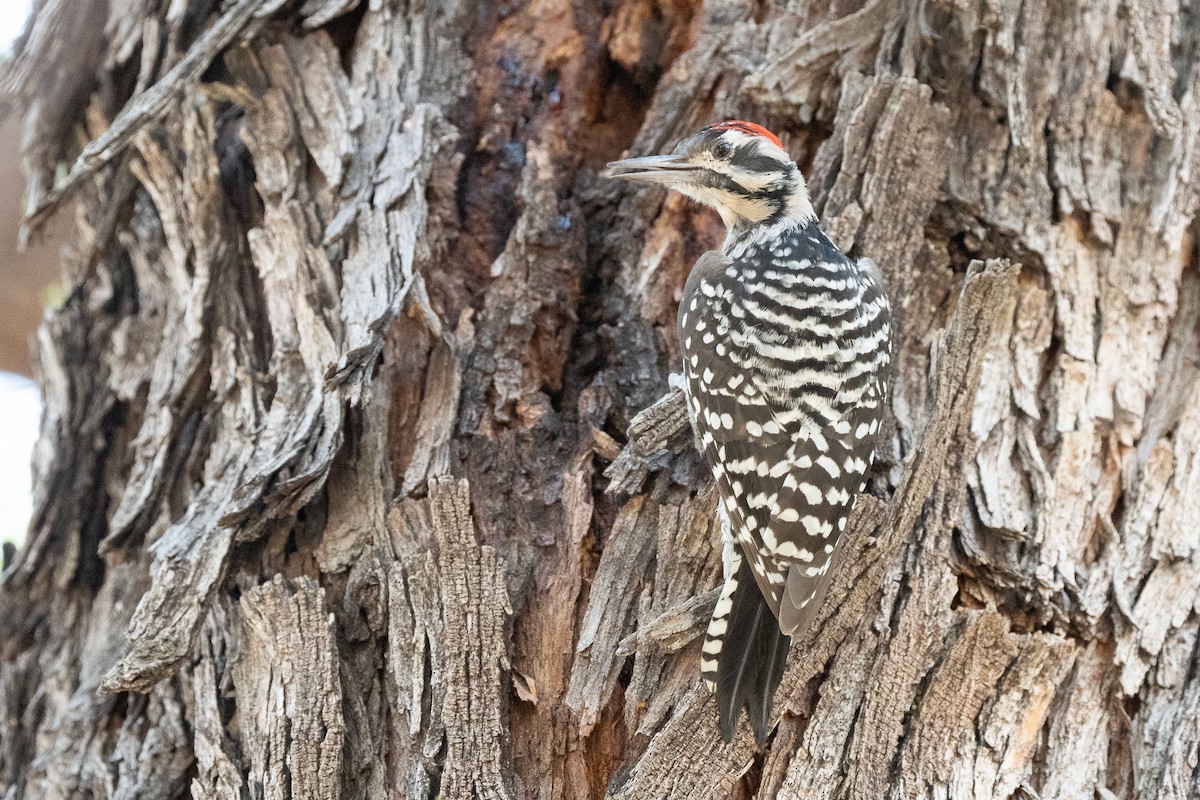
[680,219,891,742]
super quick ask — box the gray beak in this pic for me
[604,153,699,184]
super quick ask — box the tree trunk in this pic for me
[2,0,1198,798]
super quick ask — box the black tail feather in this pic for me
[715,555,791,744]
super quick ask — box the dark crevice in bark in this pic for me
[324,1,370,69]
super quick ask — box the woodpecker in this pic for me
[608,121,891,743]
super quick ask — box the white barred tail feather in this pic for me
[702,544,791,743]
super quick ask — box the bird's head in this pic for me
[606,121,814,232]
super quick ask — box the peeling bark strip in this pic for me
[3,0,1200,798]
[427,476,516,800]
[19,0,286,233]
[379,477,517,797]
[234,577,345,800]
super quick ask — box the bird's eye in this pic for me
[714,141,733,159]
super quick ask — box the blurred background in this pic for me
[2,0,49,553]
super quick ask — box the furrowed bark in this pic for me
[1,1,1198,798]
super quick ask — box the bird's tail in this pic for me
[701,546,791,744]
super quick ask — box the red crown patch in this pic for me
[710,120,783,149]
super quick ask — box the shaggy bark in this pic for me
[2,0,1199,798]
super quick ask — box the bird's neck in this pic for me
[721,176,817,255]
[722,212,821,262]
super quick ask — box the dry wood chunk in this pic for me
[604,388,691,495]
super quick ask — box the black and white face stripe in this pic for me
[668,127,814,231]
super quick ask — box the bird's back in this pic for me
[678,218,891,742]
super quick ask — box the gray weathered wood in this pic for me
[2,1,1198,798]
